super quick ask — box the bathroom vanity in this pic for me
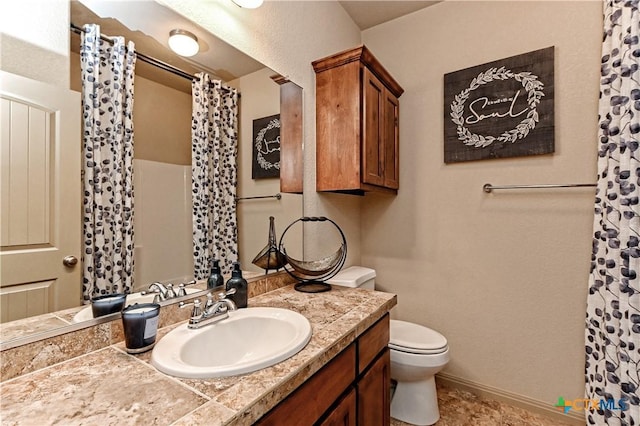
[258,314,390,425]
[0,281,396,425]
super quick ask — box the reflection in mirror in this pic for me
[0,0,303,346]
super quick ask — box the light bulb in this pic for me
[168,29,199,57]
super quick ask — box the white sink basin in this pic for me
[72,288,200,323]
[150,307,312,378]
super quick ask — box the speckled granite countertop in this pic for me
[0,285,396,426]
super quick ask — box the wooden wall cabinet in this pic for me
[272,75,303,194]
[257,314,390,425]
[313,46,403,195]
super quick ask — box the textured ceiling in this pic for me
[339,1,440,30]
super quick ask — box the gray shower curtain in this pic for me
[585,1,640,425]
[191,73,239,277]
[80,24,136,300]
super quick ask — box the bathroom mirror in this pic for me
[0,0,303,346]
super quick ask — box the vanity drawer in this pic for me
[357,314,389,375]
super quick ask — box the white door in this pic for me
[0,71,81,322]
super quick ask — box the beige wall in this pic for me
[0,0,70,87]
[229,67,280,198]
[70,52,192,165]
[133,159,193,292]
[229,67,304,272]
[130,78,192,165]
[361,1,601,404]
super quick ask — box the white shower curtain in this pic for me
[80,24,136,300]
[191,73,239,277]
[585,1,640,425]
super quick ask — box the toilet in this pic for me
[327,266,450,426]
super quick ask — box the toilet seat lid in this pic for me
[390,320,448,353]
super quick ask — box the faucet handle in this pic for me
[204,293,215,310]
[179,298,202,319]
[165,284,177,299]
[177,284,187,297]
[217,287,236,300]
[176,279,197,297]
[215,288,237,312]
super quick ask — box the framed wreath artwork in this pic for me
[444,47,554,163]
[252,114,281,179]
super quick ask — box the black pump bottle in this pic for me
[225,262,248,308]
[207,259,224,290]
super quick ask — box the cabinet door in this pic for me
[357,348,391,426]
[257,345,356,425]
[316,61,362,192]
[362,67,385,187]
[318,388,357,426]
[383,92,399,190]
[278,79,304,194]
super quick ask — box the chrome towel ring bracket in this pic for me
[278,217,347,293]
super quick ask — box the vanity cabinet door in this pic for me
[318,388,357,426]
[357,348,391,426]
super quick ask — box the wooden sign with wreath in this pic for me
[252,114,281,179]
[444,47,554,163]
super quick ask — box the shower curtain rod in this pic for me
[236,193,282,202]
[483,183,597,193]
[69,23,236,93]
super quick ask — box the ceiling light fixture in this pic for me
[232,0,264,9]
[168,29,199,57]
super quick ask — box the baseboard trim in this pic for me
[436,373,585,425]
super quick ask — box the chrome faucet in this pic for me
[143,279,197,302]
[144,282,170,303]
[179,288,237,329]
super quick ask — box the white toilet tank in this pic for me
[327,266,376,290]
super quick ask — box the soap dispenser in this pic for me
[207,259,224,290]
[225,262,248,308]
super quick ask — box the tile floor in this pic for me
[390,383,580,426]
